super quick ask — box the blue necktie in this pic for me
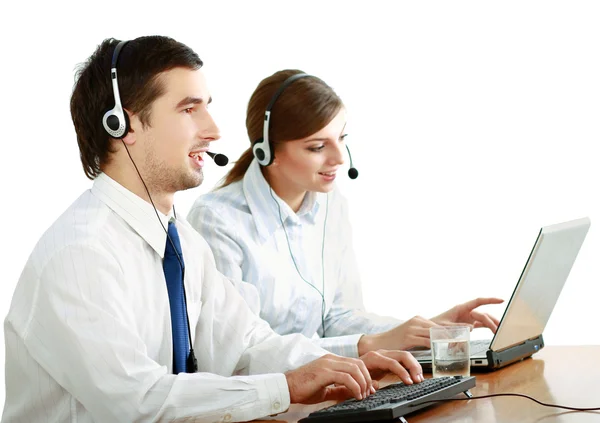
[163,221,190,374]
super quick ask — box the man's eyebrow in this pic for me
[175,96,213,108]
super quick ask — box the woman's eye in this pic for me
[308,145,325,152]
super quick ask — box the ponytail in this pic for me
[218,147,255,188]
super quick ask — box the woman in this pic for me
[187,69,502,357]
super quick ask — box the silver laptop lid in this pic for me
[490,217,591,352]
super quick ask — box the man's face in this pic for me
[134,67,220,194]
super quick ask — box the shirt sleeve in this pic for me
[22,243,326,423]
[312,334,364,358]
[187,204,262,314]
[320,193,404,350]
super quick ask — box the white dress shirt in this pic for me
[187,159,402,358]
[2,173,328,423]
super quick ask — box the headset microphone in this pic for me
[206,152,229,166]
[254,72,360,181]
[345,145,359,179]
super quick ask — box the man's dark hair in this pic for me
[70,36,203,179]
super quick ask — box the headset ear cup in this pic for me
[102,108,130,139]
[253,138,265,161]
[253,137,274,166]
[122,110,130,137]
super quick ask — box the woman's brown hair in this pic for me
[220,69,344,187]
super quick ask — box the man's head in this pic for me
[70,36,220,195]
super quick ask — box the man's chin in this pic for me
[176,172,204,192]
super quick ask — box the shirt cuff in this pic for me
[256,373,291,416]
[314,333,364,358]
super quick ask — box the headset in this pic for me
[252,73,359,178]
[102,40,197,373]
[103,40,228,167]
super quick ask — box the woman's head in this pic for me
[221,70,346,197]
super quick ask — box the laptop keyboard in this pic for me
[299,376,476,423]
[470,339,491,355]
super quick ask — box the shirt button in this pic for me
[223,413,232,421]
[273,401,281,411]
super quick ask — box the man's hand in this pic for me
[285,354,374,404]
[358,349,424,383]
[285,351,423,405]
[358,297,504,354]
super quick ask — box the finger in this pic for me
[411,316,438,327]
[471,310,498,332]
[328,359,369,399]
[408,334,434,349]
[323,385,355,402]
[328,369,364,400]
[411,326,436,339]
[367,353,412,384]
[353,358,374,397]
[489,313,501,327]
[464,297,504,310]
[364,351,422,385]
[389,351,424,383]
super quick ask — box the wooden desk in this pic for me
[258,346,600,423]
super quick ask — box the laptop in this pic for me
[413,216,591,371]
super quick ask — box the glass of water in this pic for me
[430,326,471,378]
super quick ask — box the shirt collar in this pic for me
[91,173,172,258]
[242,158,321,243]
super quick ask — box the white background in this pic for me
[1,0,599,411]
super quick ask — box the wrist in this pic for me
[358,334,377,356]
[284,371,297,403]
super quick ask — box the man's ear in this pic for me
[121,108,136,145]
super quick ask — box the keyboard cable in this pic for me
[409,393,600,412]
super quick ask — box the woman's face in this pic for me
[268,109,347,196]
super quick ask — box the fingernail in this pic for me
[420,374,424,382]
[407,377,413,384]
[358,393,363,400]
[371,386,376,394]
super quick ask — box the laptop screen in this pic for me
[490,217,590,352]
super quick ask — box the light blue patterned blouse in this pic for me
[187,158,401,357]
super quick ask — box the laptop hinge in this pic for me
[487,334,544,369]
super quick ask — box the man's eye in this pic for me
[184,107,194,114]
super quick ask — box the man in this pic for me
[2,36,422,422]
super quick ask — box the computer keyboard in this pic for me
[299,376,476,423]
[470,339,491,355]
